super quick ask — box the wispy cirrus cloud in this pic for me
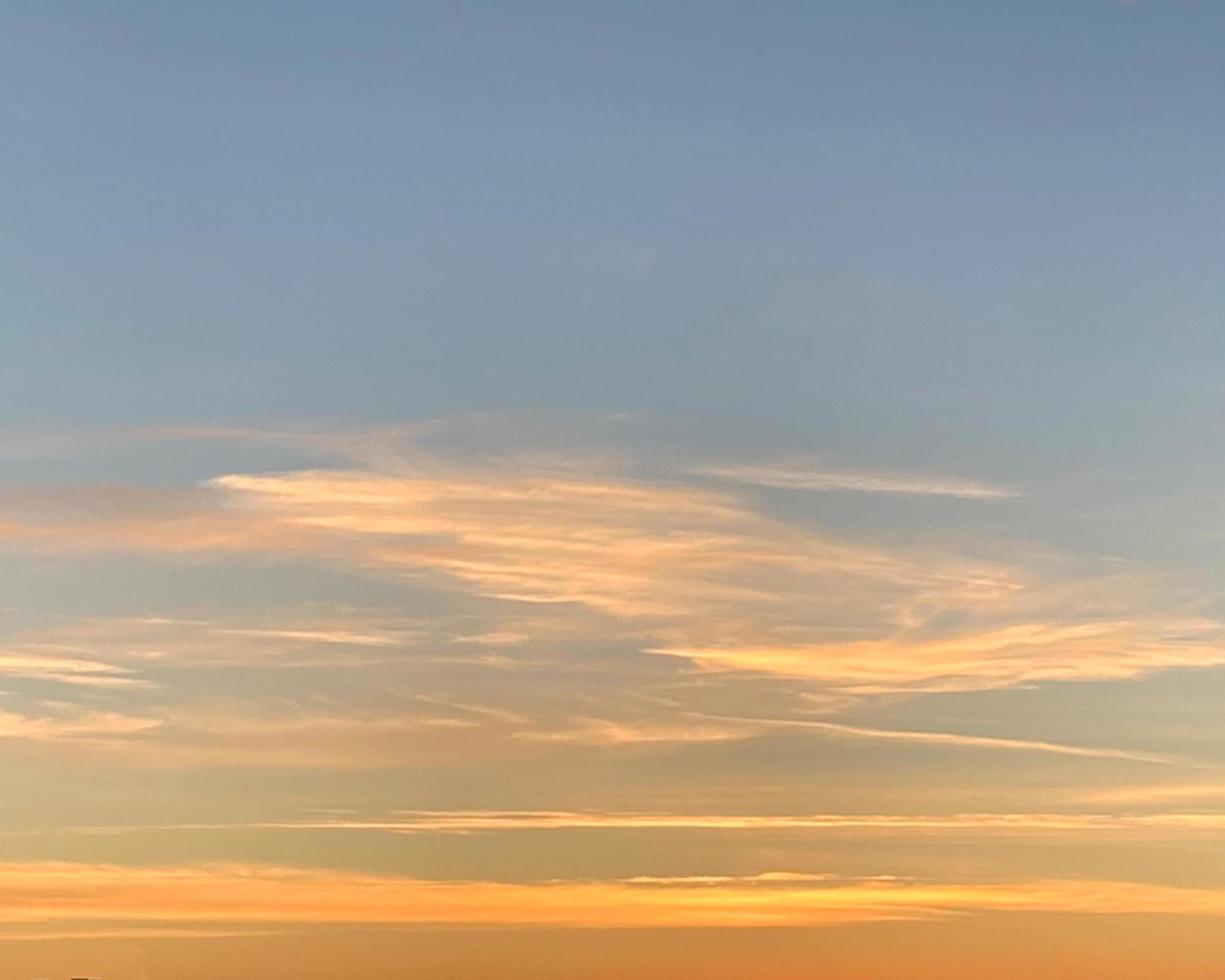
[114,702,506,769]
[324,809,1225,835]
[651,619,1225,695]
[0,708,159,743]
[169,810,1225,835]
[39,809,1225,839]
[0,453,1018,624]
[5,615,423,669]
[0,863,1222,931]
[695,458,1017,499]
[684,713,1186,765]
[0,650,150,689]
[212,466,985,619]
[0,708,481,769]
[1,427,1221,770]
[512,717,752,746]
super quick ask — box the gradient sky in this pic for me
[5,2,1225,978]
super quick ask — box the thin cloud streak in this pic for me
[0,709,159,743]
[513,717,752,745]
[0,650,151,689]
[42,810,1225,837]
[696,459,1017,499]
[690,713,1188,766]
[0,863,1223,930]
[7,615,424,669]
[651,619,1225,695]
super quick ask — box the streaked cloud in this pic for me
[0,708,159,743]
[0,451,1018,625]
[247,810,1225,835]
[0,650,150,689]
[212,465,981,619]
[117,703,504,769]
[213,627,405,647]
[0,863,1224,930]
[38,809,1225,839]
[3,430,1223,788]
[513,717,753,746]
[696,458,1017,499]
[651,619,1225,694]
[686,713,1185,765]
[6,615,422,668]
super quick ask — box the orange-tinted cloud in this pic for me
[652,619,1225,694]
[0,650,150,688]
[2,443,1221,744]
[213,467,977,619]
[0,863,1224,931]
[0,708,159,743]
[83,809,1225,837]
[683,713,1185,764]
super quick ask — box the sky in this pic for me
[4,1,1225,977]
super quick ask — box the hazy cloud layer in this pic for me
[0,429,1220,785]
[0,863,1224,932]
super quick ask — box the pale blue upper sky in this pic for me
[5,0,1224,443]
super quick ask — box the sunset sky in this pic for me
[6,2,1225,977]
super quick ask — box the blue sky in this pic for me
[6,0,1225,438]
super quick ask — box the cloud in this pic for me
[0,458,1012,625]
[685,713,1184,765]
[513,717,752,746]
[0,650,151,689]
[266,810,1225,835]
[651,619,1225,695]
[212,466,971,619]
[0,448,1098,706]
[2,434,1221,749]
[696,459,1017,499]
[116,703,504,769]
[0,863,1224,930]
[37,809,1225,840]
[7,616,422,669]
[0,708,159,743]
[363,810,1225,835]
[213,627,405,646]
